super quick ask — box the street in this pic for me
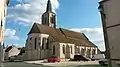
[1,62,107,67]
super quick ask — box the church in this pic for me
[24,0,100,60]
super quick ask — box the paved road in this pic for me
[1,62,107,67]
[2,62,48,67]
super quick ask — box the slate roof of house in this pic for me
[5,46,12,52]
[5,45,19,52]
[28,23,97,47]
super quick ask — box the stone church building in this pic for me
[24,0,100,60]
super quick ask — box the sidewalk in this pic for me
[24,60,99,66]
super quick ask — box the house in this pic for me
[4,45,20,60]
[24,0,100,61]
[17,47,25,60]
[99,0,120,60]
[0,0,9,62]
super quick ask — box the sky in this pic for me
[5,0,105,51]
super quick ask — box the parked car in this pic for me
[92,54,105,60]
[99,59,108,66]
[48,56,60,62]
[92,54,108,66]
[73,55,89,61]
[8,56,23,62]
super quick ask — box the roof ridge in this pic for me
[66,36,84,40]
[60,28,82,34]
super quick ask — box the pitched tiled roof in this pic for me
[59,28,87,40]
[28,23,97,47]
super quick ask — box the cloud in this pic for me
[70,28,105,51]
[13,44,24,47]
[7,0,59,26]
[4,28,20,40]
[5,44,24,48]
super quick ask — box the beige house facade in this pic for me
[0,0,9,62]
[99,0,120,60]
[0,0,9,42]
[4,46,20,60]
[24,0,100,61]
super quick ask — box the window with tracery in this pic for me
[70,46,72,54]
[34,38,37,49]
[42,37,47,49]
[53,45,55,55]
[63,45,65,54]
[46,38,49,49]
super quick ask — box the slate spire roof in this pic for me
[46,0,52,12]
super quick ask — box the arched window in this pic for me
[78,47,80,54]
[42,38,45,49]
[34,38,37,49]
[81,48,85,55]
[51,15,55,24]
[92,49,96,55]
[30,37,32,40]
[38,43,40,47]
[46,38,49,49]
[63,45,65,54]
[76,46,79,54]
[53,45,55,55]
[70,46,72,54]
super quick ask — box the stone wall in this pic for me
[59,43,75,59]
[75,46,98,58]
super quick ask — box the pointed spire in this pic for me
[46,0,52,12]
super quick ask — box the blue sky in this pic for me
[57,0,102,28]
[5,0,105,51]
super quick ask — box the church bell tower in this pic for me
[42,0,56,28]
